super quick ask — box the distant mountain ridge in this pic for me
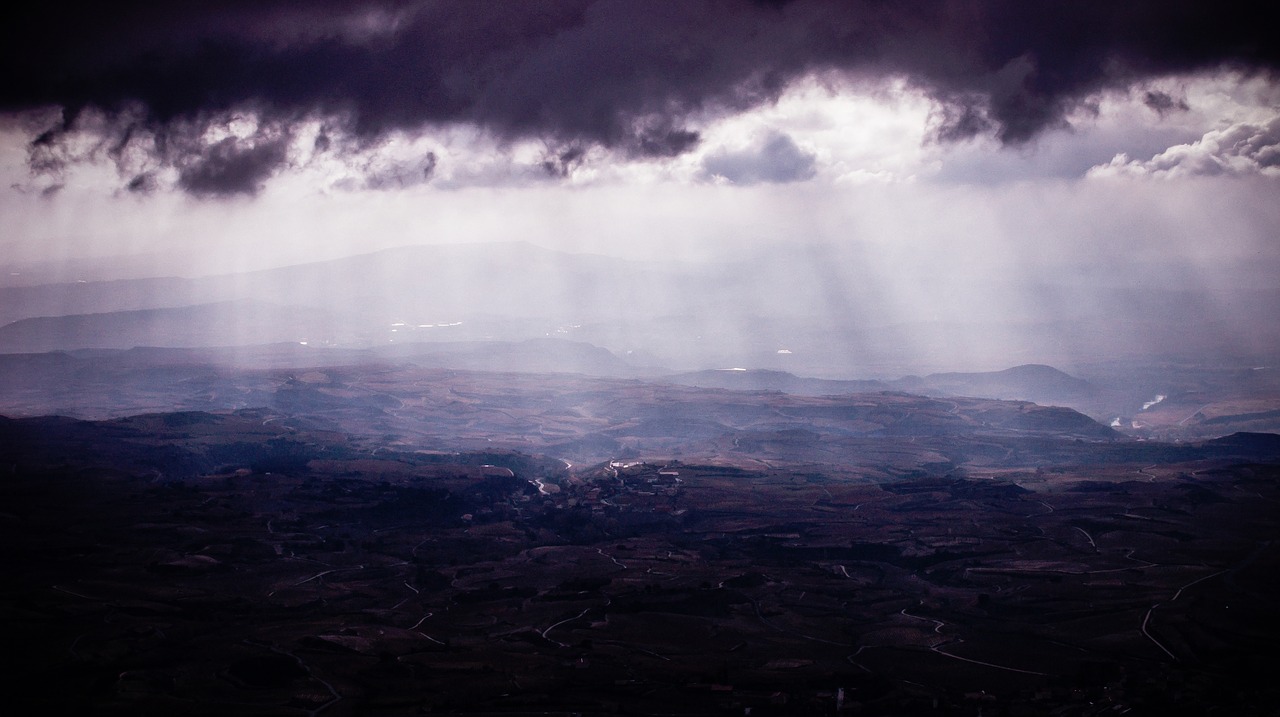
[4,241,1279,373]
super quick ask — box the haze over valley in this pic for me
[2,1,1278,714]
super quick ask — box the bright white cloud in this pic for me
[1088,116,1280,179]
[690,75,937,185]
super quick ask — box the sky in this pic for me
[1,1,1278,369]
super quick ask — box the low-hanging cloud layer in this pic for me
[1,1,1278,377]
[3,0,1278,196]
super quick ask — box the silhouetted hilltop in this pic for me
[1200,431,1280,458]
[911,363,1098,404]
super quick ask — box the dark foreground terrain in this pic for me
[2,366,1279,715]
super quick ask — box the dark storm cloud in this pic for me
[3,0,1276,193]
[360,151,438,190]
[541,146,588,179]
[1143,91,1190,116]
[177,135,291,197]
[125,172,158,195]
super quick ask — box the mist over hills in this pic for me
[4,4,1279,711]
[3,239,1278,440]
[2,339,1276,441]
[2,241,1277,377]
[378,338,651,377]
[0,300,336,353]
[666,364,1096,405]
